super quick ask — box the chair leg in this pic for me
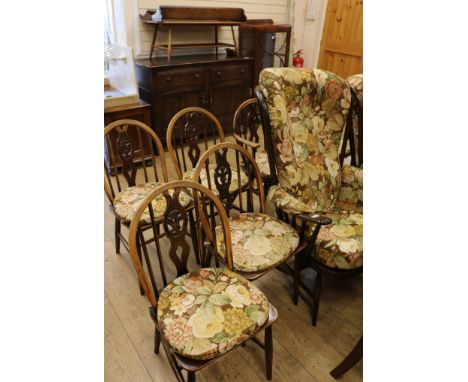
[188,209,200,265]
[330,335,363,379]
[264,325,273,380]
[154,325,161,354]
[187,371,196,382]
[312,272,322,326]
[136,233,145,296]
[293,252,302,305]
[114,218,121,254]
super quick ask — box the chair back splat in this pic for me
[233,98,272,194]
[167,107,225,179]
[128,180,234,306]
[192,142,265,216]
[104,119,168,203]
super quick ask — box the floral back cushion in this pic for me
[258,68,351,212]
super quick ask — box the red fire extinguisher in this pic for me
[293,50,304,68]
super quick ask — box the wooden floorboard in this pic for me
[104,139,363,381]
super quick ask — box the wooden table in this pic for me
[140,7,247,61]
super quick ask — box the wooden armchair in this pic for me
[127,180,278,382]
[255,68,363,325]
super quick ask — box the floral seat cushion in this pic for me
[184,164,249,194]
[215,213,299,272]
[157,268,270,360]
[113,181,191,224]
[307,210,363,270]
[255,150,271,176]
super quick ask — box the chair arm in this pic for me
[297,213,332,226]
[232,133,261,150]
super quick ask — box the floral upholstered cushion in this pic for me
[306,211,363,270]
[255,150,271,176]
[113,181,191,224]
[346,74,363,104]
[335,165,363,212]
[258,68,351,213]
[215,213,299,272]
[157,268,270,360]
[184,164,249,194]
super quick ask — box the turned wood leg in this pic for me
[293,252,302,305]
[264,325,273,380]
[154,326,161,354]
[136,233,145,296]
[114,218,121,254]
[187,371,196,382]
[330,336,363,379]
[312,272,322,326]
[167,27,173,63]
[149,24,159,59]
[188,210,200,265]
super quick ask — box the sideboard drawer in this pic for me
[158,69,205,88]
[210,64,250,81]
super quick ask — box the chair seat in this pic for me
[215,213,299,273]
[113,181,191,224]
[183,164,249,194]
[157,268,270,361]
[255,150,271,177]
[307,210,363,270]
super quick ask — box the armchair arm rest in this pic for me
[297,213,332,226]
[233,133,261,150]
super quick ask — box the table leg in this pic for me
[231,26,239,56]
[149,24,159,59]
[167,27,172,63]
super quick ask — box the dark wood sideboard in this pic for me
[135,54,253,144]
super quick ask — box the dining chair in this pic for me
[127,180,278,382]
[104,119,195,292]
[191,142,306,283]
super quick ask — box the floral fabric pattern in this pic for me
[258,68,352,213]
[184,164,249,194]
[335,165,363,212]
[215,213,299,272]
[114,181,191,224]
[255,150,271,176]
[157,268,270,360]
[306,210,363,270]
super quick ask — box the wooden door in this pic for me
[317,0,363,78]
